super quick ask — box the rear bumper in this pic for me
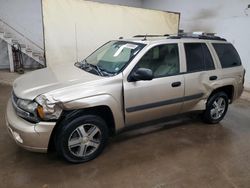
[5,100,56,153]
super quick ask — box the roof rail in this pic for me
[133,34,169,38]
[168,32,227,41]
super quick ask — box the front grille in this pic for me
[11,92,39,123]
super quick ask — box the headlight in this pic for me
[17,99,38,114]
[35,95,62,120]
[15,98,39,122]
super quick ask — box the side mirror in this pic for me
[130,68,153,81]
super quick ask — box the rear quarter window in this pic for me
[212,43,242,68]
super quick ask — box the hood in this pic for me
[13,64,103,100]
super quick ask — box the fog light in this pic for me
[12,131,23,144]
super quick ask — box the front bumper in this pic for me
[5,100,56,153]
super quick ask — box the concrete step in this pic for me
[39,56,45,61]
[19,43,26,48]
[25,48,32,53]
[3,33,12,38]
[11,39,19,44]
[11,41,26,49]
[32,52,43,57]
[0,21,45,69]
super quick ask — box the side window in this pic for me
[136,44,180,78]
[202,44,215,70]
[212,43,242,68]
[184,43,215,72]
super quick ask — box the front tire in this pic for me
[55,115,109,163]
[202,92,229,124]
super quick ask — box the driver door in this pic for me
[123,43,185,126]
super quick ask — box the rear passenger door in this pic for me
[181,42,220,112]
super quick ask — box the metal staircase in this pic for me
[0,18,45,72]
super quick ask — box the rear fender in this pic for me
[207,78,237,100]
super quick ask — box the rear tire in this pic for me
[55,115,109,163]
[202,92,229,124]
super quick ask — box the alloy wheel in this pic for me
[68,124,101,157]
[210,97,226,120]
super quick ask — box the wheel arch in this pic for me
[209,85,234,103]
[48,105,116,151]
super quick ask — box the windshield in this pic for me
[75,41,146,76]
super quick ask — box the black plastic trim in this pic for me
[126,93,204,113]
[168,35,227,41]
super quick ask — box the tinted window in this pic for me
[212,43,241,68]
[203,44,215,70]
[184,43,215,72]
[136,44,179,78]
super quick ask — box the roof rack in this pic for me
[133,34,170,41]
[168,32,227,41]
[133,34,170,38]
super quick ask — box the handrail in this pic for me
[0,17,43,51]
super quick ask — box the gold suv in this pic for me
[6,33,245,163]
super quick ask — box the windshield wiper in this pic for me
[78,60,103,76]
[97,65,115,76]
[89,63,104,76]
[76,60,115,76]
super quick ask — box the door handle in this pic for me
[171,81,181,87]
[209,76,217,81]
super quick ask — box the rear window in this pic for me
[212,43,242,68]
[184,43,215,72]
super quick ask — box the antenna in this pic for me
[74,23,79,62]
[142,34,148,41]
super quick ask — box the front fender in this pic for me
[61,94,124,130]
